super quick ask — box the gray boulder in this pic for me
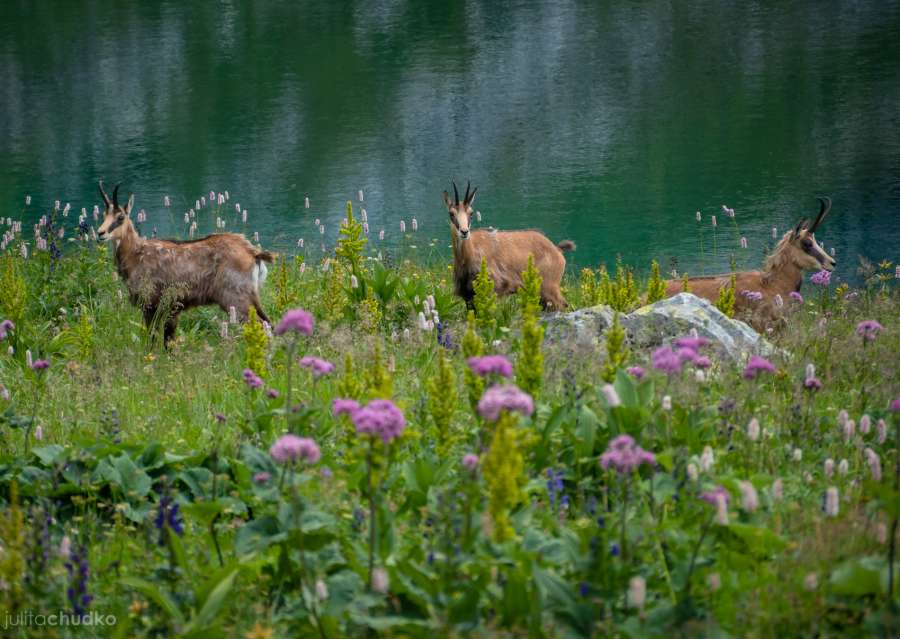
[544,293,773,361]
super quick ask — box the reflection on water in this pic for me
[1,1,898,278]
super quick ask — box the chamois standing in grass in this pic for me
[443,181,575,310]
[664,197,836,330]
[96,181,273,344]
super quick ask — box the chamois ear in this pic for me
[791,219,807,238]
[124,194,135,216]
[443,191,453,208]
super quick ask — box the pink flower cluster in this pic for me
[462,454,479,470]
[855,320,883,342]
[299,356,335,378]
[743,355,775,380]
[333,398,407,444]
[467,355,513,378]
[275,308,314,336]
[270,434,321,464]
[789,291,804,303]
[651,346,683,375]
[810,270,831,286]
[599,435,655,474]
[652,337,711,374]
[0,319,13,340]
[700,485,731,505]
[740,290,763,302]
[243,368,263,389]
[626,366,645,379]
[477,384,534,422]
[31,359,50,371]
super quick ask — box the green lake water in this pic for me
[2,1,899,279]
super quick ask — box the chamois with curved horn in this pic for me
[96,181,273,344]
[443,181,575,310]
[664,197,836,330]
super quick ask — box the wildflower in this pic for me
[892,398,900,412]
[400,220,406,233]
[838,409,849,426]
[64,543,93,617]
[804,573,818,591]
[695,211,701,222]
[661,395,672,411]
[0,384,9,401]
[372,567,389,593]
[462,454,479,471]
[838,459,849,475]
[352,399,407,443]
[824,458,834,478]
[34,425,43,441]
[708,573,721,592]
[467,355,513,378]
[628,576,646,609]
[687,463,699,482]
[154,492,184,544]
[860,414,871,435]
[0,319,14,339]
[711,215,717,227]
[253,472,271,484]
[350,274,359,288]
[789,291,803,303]
[242,369,263,389]
[30,359,50,371]
[792,448,802,462]
[747,418,760,441]
[298,356,335,378]
[379,229,385,240]
[601,384,621,407]
[412,218,418,231]
[651,346,683,375]
[865,448,882,481]
[877,522,888,544]
[626,366,645,379]
[315,579,329,601]
[599,434,655,474]
[743,355,775,379]
[810,270,831,286]
[700,445,714,472]
[332,398,360,417]
[877,419,887,444]
[59,535,71,558]
[270,434,321,464]
[740,237,748,249]
[825,487,839,517]
[855,320,883,341]
[772,478,783,501]
[275,308,314,336]
[477,384,534,422]
[804,376,822,391]
[547,469,565,508]
[739,481,759,512]
[266,389,279,399]
[702,486,730,524]
[304,196,310,209]
[843,419,855,443]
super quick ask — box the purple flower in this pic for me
[462,454,479,470]
[789,291,804,303]
[299,356,335,378]
[599,434,656,474]
[275,308,314,336]
[804,377,822,391]
[626,366,645,380]
[253,472,271,484]
[855,320,883,342]
[242,368,263,389]
[0,319,13,340]
[692,356,712,369]
[270,434,321,464]
[676,346,699,362]
[214,413,227,423]
[673,336,709,350]
[30,359,50,371]
[266,389,280,399]
[651,346,683,375]
[467,355,513,378]
[891,398,900,412]
[700,486,731,506]
[332,398,360,417]
[810,270,831,286]
[352,399,407,443]
[477,384,534,422]
[743,356,776,380]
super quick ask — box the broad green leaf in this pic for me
[119,577,185,625]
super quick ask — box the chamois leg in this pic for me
[541,284,569,312]
[252,295,271,325]
[163,312,180,346]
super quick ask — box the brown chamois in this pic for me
[664,197,836,330]
[443,181,575,310]
[96,181,273,344]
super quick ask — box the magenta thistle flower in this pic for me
[599,434,656,474]
[467,355,513,378]
[804,377,822,391]
[676,346,699,362]
[332,398,361,417]
[462,454,479,471]
[0,319,14,340]
[299,356,335,378]
[743,355,776,380]
[789,291,804,303]
[810,270,831,286]
[270,434,321,464]
[673,336,710,350]
[352,399,407,443]
[242,368,263,389]
[700,485,731,506]
[692,356,712,369]
[651,346,683,375]
[855,320,883,342]
[253,472,271,484]
[477,384,534,422]
[274,308,314,336]
[890,398,900,412]
[626,366,645,379]
[30,359,50,371]
[266,389,280,399]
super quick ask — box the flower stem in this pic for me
[367,438,377,591]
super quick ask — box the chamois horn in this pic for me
[808,196,831,233]
[452,181,460,206]
[113,184,120,210]
[463,180,471,205]
[466,185,478,205]
[98,180,111,207]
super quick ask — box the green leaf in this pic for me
[119,577,185,625]
[829,556,885,596]
[716,523,786,558]
[112,453,152,498]
[32,444,66,466]
[234,516,286,555]
[187,570,237,631]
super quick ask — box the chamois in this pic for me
[444,181,575,310]
[664,197,836,330]
[96,181,273,344]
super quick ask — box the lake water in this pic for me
[2,1,899,280]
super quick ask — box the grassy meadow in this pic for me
[0,202,899,638]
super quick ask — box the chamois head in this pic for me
[772,197,836,273]
[96,180,134,242]
[443,181,478,241]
